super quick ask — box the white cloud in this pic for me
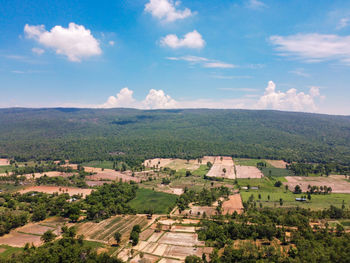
[256,81,322,112]
[102,88,136,108]
[24,23,102,62]
[160,30,205,49]
[166,55,235,69]
[289,68,310,77]
[246,0,267,10]
[142,89,177,109]
[203,62,235,69]
[145,0,193,22]
[108,40,115,46]
[337,18,350,30]
[102,88,177,109]
[270,33,350,64]
[32,48,45,55]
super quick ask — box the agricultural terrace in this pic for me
[18,186,93,197]
[206,156,235,179]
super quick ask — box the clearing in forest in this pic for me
[18,186,93,197]
[266,160,288,169]
[143,158,202,171]
[0,159,10,166]
[206,156,235,179]
[84,168,140,183]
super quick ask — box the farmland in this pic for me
[128,188,177,214]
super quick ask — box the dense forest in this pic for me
[0,108,350,163]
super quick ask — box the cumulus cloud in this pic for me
[102,88,177,109]
[270,33,350,64]
[256,81,322,111]
[24,23,102,62]
[160,30,205,49]
[166,55,235,68]
[32,47,45,55]
[102,88,136,108]
[143,89,177,109]
[145,0,193,22]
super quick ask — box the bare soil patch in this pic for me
[144,158,202,171]
[0,232,42,247]
[19,186,92,197]
[284,175,350,193]
[0,159,10,166]
[235,165,263,178]
[23,171,73,179]
[266,160,288,169]
[206,156,235,179]
[158,232,204,247]
[85,180,112,187]
[222,194,244,214]
[85,168,140,183]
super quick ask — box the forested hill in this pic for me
[0,108,350,164]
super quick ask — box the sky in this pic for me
[1,0,350,115]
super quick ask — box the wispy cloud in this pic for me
[211,75,252,79]
[289,68,310,77]
[337,18,350,30]
[218,87,258,92]
[270,33,350,64]
[166,56,235,69]
[246,0,267,10]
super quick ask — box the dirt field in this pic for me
[85,168,140,183]
[0,217,67,247]
[131,224,212,262]
[21,171,73,179]
[222,194,244,214]
[85,180,113,187]
[235,165,263,178]
[143,158,202,171]
[206,156,235,179]
[177,205,217,217]
[266,160,288,169]
[284,175,350,193]
[18,186,93,197]
[77,215,149,243]
[0,159,10,166]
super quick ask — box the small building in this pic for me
[295,198,307,202]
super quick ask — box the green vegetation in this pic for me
[0,245,23,260]
[80,160,114,169]
[1,108,350,164]
[261,167,293,177]
[238,177,350,210]
[128,188,177,214]
[234,158,273,167]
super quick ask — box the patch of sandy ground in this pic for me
[235,165,263,179]
[18,185,92,197]
[0,159,10,166]
[222,194,244,214]
[0,217,67,247]
[284,175,350,193]
[266,160,288,169]
[84,167,141,183]
[143,158,202,171]
[206,156,235,179]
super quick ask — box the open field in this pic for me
[284,175,350,194]
[235,165,263,178]
[128,188,177,214]
[80,160,114,169]
[0,159,10,166]
[239,176,350,210]
[126,219,212,262]
[77,215,149,243]
[177,205,217,217]
[0,217,67,247]
[144,158,202,171]
[261,167,293,177]
[266,160,288,168]
[222,194,244,214]
[84,168,140,183]
[234,158,272,167]
[206,156,235,179]
[18,185,93,197]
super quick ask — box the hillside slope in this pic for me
[0,108,349,163]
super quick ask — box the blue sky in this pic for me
[1,0,350,114]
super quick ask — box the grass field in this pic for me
[261,167,294,177]
[0,245,23,259]
[238,176,350,210]
[0,165,13,174]
[128,188,177,214]
[80,160,114,169]
[234,158,274,168]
